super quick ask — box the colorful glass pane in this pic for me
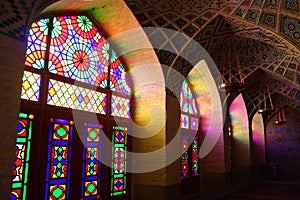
[47,16,108,87]
[190,117,199,131]
[45,118,73,200]
[181,135,189,178]
[111,95,130,118]
[180,80,189,113]
[25,18,49,69]
[180,114,189,129]
[180,80,198,115]
[192,137,199,176]
[11,113,33,200]
[47,79,107,114]
[111,63,131,95]
[21,71,41,101]
[189,97,197,115]
[111,126,127,196]
[82,123,102,199]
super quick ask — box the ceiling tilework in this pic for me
[281,0,300,14]
[226,0,300,56]
[259,11,278,32]
[0,0,36,40]
[126,0,242,14]
[280,15,300,48]
[126,0,299,115]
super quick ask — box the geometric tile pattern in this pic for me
[280,15,300,47]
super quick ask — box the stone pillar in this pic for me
[0,34,25,199]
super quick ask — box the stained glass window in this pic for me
[180,114,189,129]
[24,15,131,95]
[25,19,48,69]
[190,117,199,131]
[45,118,74,200]
[180,80,198,129]
[21,71,41,101]
[11,113,34,200]
[111,95,131,118]
[180,80,199,179]
[181,135,189,178]
[47,79,107,114]
[20,14,132,199]
[191,137,199,176]
[111,63,131,95]
[111,126,127,196]
[81,123,103,199]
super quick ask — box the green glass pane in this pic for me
[113,191,123,196]
[114,126,125,131]
[53,187,63,198]
[56,171,62,177]
[12,182,22,188]
[89,131,97,139]
[114,174,123,178]
[57,128,67,137]
[87,183,96,193]
[16,138,26,143]
[115,144,124,148]
[23,185,27,200]
[19,113,27,118]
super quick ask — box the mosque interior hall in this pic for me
[0,0,299,199]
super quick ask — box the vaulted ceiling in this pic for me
[125,0,300,118]
[0,0,299,119]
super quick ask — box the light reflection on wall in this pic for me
[187,60,225,173]
[251,112,266,165]
[229,94,250,167]
[229,94,249,142]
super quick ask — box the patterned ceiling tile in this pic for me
[193,17,207,28]
[233,7,247,18]
[242,0,252,6]
[174,18,188,29]
[184,13,198,21]
[265,0,280,10]
[127,0,242,14]
[201,10,218,20]
[281,0,300,14]
[245,9,261,23]
[221,5,237,15]
[280,15,300,47]
[154,16,168,26]
[183,23,199,38]
[163,12,179,21]
[284,70,296,81]
[0,0,36,40]
[259,12,278,31]
[252,0,265,7]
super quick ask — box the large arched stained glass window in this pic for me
[180,80,200,179]
[13,14,132,200]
